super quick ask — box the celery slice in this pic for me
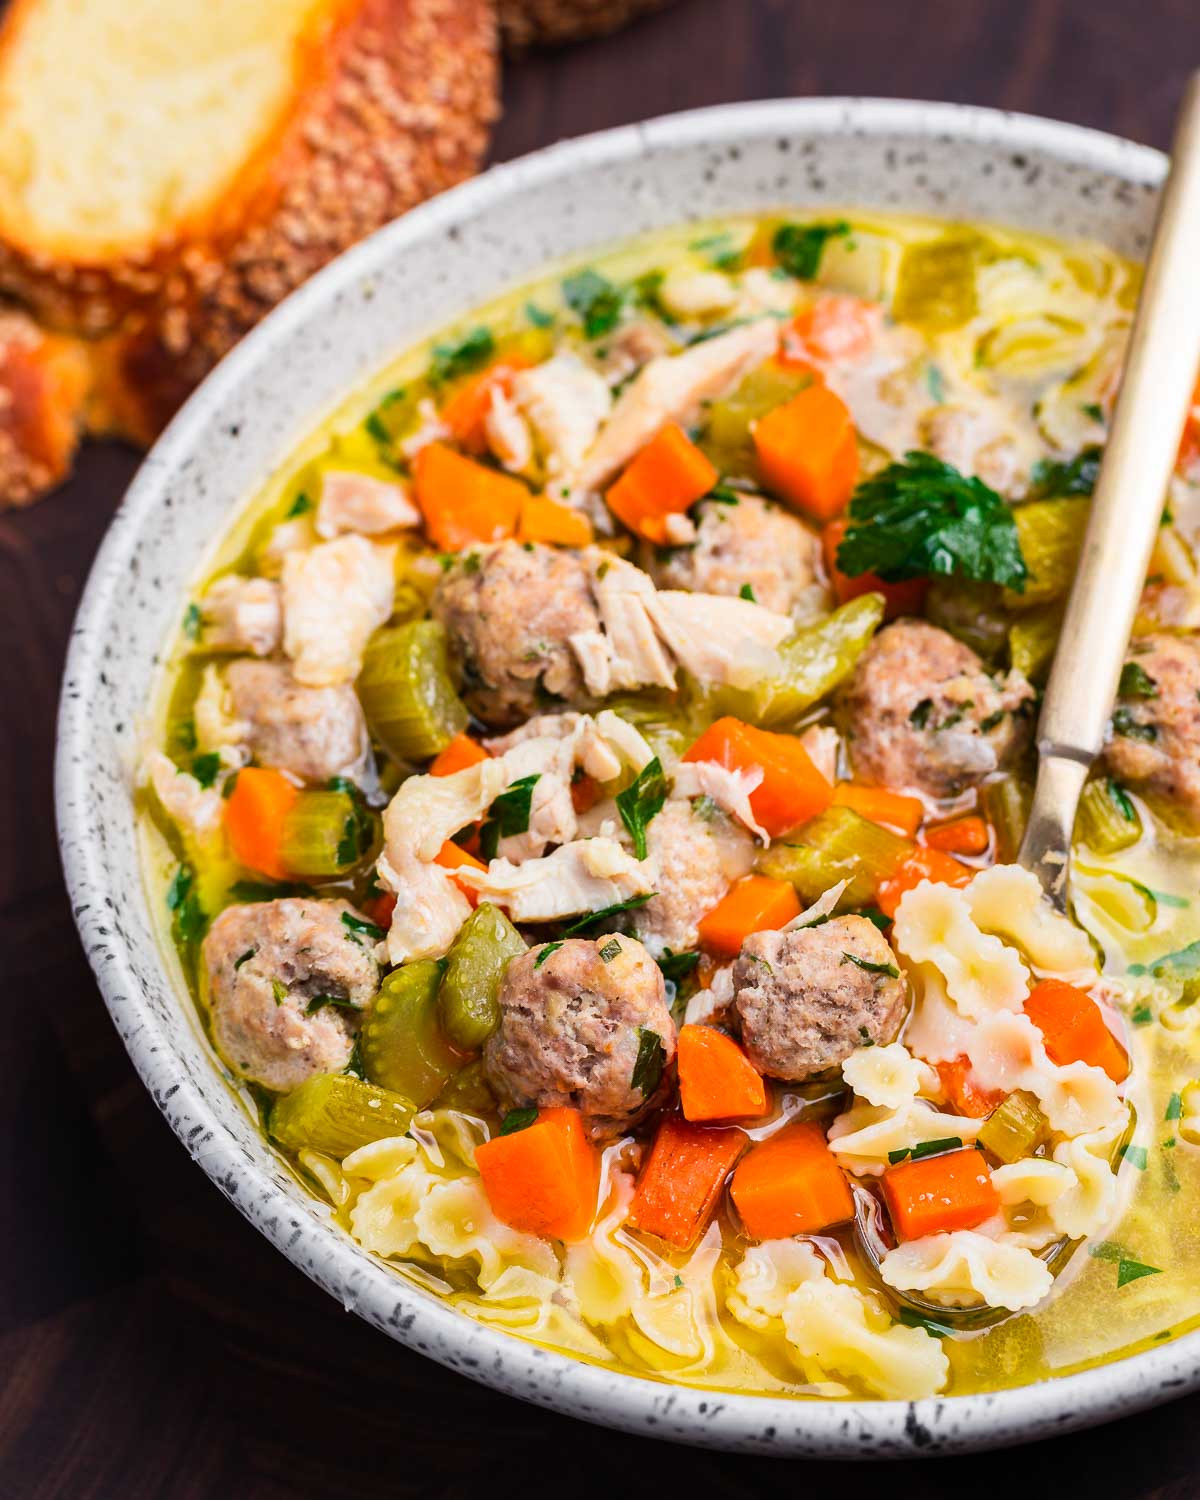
[892,235,980,331]
[360,961,465,1107]
[278,790,368,878]
[438,903,527,1051]
[1008,602,1063,683]
[1076,778,1142,855]
[758,804,909,906]
[269,1073,415,1157]
[433,1058,497,1114]
[358,620,468,763]
[698,364,813,477]
[1006,497,1090,608]
[977,1090,1049,1165]
[984,774,1032,863]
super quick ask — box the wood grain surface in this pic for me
[3,2,1199,1494]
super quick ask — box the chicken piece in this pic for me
[571,551,677,696]
[838,620,1035,800]
[315,470,420,538]
[733,266,801,319]
[433,541,601,727]
[226,659,369,785]
[732,915,906,1081]
[484,385,534,474]
[202,898,379,1091]
[377,846,473,965]
[382,757,508,865]
[484,935,677,1139]
[644,589,791,687]
[512,351,612,479]
[671,761,769,844]
[657,267,738,320]
[192,664,250,757]
[143,749,222,841]
[633,798,754,956]
[199,575,282,657]
[651,494,823,616]
[572,318,780,492]
[256,515,318,578]
[591,319,674,385]
[454,837,653,923]
[1104,634,1200,822]
[281,533,394,687]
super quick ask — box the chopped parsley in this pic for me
[341,911,386,945]
[887,1136,964,1165]
[429,326,495,385]
[345,1037,365,1079]
[925,364,946,404]
[479,773,541,860]
[182,603,202,641]
[598,937,623,963]
[1119,1143,1149,1171]
[534,941,564,970]
[305,994,359,1016]
[738,583,757,602]
[562,268,624,339]
[631,1028,666,1097]
[856,908,891,932]
[897,1307,956,1338]
[234,948,256,971]
[525,301,554,328]
[364,388,409,444]
[1166,1092,1184,1122]
[190,751,221,789]
[1129,939,1200,981]
[657,948,701,985]
[286,491,313,518]
[841,952,900,978]
[563,893,655,935]
[271,979,289,1006]
[327,777,374,867]
[228,878,312,903]
[836,452,1028,591]
[978,709,1006,734]
[1118,661,1158,699]
[707,483,743,505]
[1130,1003,1154,1027]
[771,220,850,280]
[1030,445,1102,499]
[1117,1258,1164,1288]
[909,698,934,729]
[691,793,719,821]
[1106,779,1137,822]
[857,1026,875,1046]
[1112,707,1157,742]
[1081,402,1105,424]
[166,864,206,946]
[615,756,668,860]
[499,1107,539,1136]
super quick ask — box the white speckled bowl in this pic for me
[57,99,1196,1456]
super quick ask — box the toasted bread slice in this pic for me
[0,308,90,508]
[499,0,673,50]
[0,0,497,440]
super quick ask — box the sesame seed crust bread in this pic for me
[498,0,674,50]
[0,308,90,509]
[0,0,499,449]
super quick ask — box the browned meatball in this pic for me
[732,916,906,1081]
[1104,634,1200,822]
[203,898,379,1091]
[432,541,600,727]
[227,658,366,784]
[652,494,823,615]
[484,935,677,1139]
[838,619,1034,800]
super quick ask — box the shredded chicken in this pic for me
[199,575,282,657]
[658,267,739,319]
[383,759,509,866]
[484,386,534,474]
[192,664,250,756]
[281,534,395,687]
[315,470,420,538]
[644,590,790,687]
[513,352,612,480]
[399,397,451,461]
[573,552,676,695]
[256,516,317,578]
[377,848,472,965]
[671,762,770,844]
[455,837,653,923]
[572,319,780,493]
[143,750,223,841]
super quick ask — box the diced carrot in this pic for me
[876,846,973,920]
[1177,374,1200,474]
[223,767,298,880]
[518,493,594,547]
[924,814,990,857]
[754,384,858,521]
[429,732,490,777]
[627,1115,747,1250]
[363,892,397,930]
[821,516,930,620]
[730,1120,855,1239]
[434,839,487,906]
[677,1025,768,1122]
[683,716,833,837]
[882,1147,999,1240]
[440,356,529,453]
[412,442,527,552]
[569,772,602,814]
[605,422,718,543]
[475,1106,599,1242]
[831,782,924,838]
[1024,978,1129,1084]
[936,1056,1005,1119]
[780,295,883,365]
[697,875,802,959]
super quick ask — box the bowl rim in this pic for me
[56,95,1197,1456]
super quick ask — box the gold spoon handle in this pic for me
[1020,71,1200,905]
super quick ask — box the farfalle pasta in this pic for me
[880,1230,1054,1312]
[893,882,1030,1019]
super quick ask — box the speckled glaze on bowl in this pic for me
[56,99,1197,1456]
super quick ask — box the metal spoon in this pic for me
[1020,72,1200,910]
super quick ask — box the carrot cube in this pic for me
[754,385,858,520]
[882,1147,999,1240]
[697,875,802,959]
[677,1025,768,1122]
[605,423,717,542]
[628,1115,747,1250]
[475,1106,599,1242]
[730,1120,855,1239]
[1024,978,1129,1084]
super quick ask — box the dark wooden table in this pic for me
[3,1,1199,1494]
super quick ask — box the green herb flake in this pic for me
[738,583,757,602]
[286,491,313,518]
[344,1037,365,1079]
[631,1027,666,1097]
[673,1274,684,1289]
[857,1026,875,1047]
[234,948,256,971]
[563,893,655,935]
[836,451,1028,591]
[479,773,541,860]
[1130,1003,1154,1027]
[1117,1258,1163,1288]
[925,364,946,404]
[1166,1092,1184,1122]
[1030,445,1103,499]
[341,911,386,945]
[657,948,701,985]
[190,751,221,788]
[271,979,289,1006]
[1081,402,1105,424]
[305,994,358,1016]
[1112,707,1157,743]
[429,326,495,386]
[598,937,623,963]
[534,941,564,970]
[1107,779,1137,822]
[525,301,554,328]
[897,1307,956,1338]
[979,709,1006,734]
[842,952,900,979]
[707,483,742,506]
[1129,939,1200,981]
[182,603,202,641]
[166,865,206,946]
[364,388,408,444]
[857,908,891,933]
[888,1136,964,1165]
[1119,1143,1149,1171]
[499,1107,539,1136]
[562,268,624,339]
[615,756,668,860]
[1088,1239,1126,1263]
[1119,662,1158,699]
[771,220,851,280]
[691,793,719,821]
[909,698,934,729]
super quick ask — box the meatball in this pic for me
[652,494,823,616]
[432,541,600,727]
[633,798,754,956]
[226,658,367,784]
[1104,634,1200,821]
[919,402,1027,497]
[203,898,380,1091]
[484,935,677,1139]
[732,916,906,1081]
[838,619,1034,800]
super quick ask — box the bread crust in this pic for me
[0,0,498,440]
[498,0,674,50]
[0,308,90,508]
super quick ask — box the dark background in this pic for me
[3,0,1199,1494]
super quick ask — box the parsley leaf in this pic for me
[429,327,494,386]
[286,491,313,518]
[631,1028,666,1096]
[836,451,1028,590]
[887,1136,964,1165]
[562,268,624,339]
[228,878,312,903]
[500,1107,539,1136]
[739,582,757,601]
[166,864,206,946]
[1119,661,1158,699]
[271,979,289,1006]
[897,1307,956,1338]
[909,698,934,729]
[525,301,554,328]
[1167,1091,1184,1122]
[657,948,701,985]
[1117,1258,1163,1288]
[479,773,540,860]
[772,220,850,280]
[305,994,359,1016]
[615,756,668,860]
[234,948,256,970]
[598,937,622,962]
[1119,1143,1149,1171]
[1129,939,1200,980]
[563,893,655,935]
[842,952,900,978]
[182,603,202,641]
[534,941,564,970]
[1112,707,1157,743]
[1030,445,1103,498]
[190,751,221,788]
[341,911,385,944]
[1106,779,1137,822]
